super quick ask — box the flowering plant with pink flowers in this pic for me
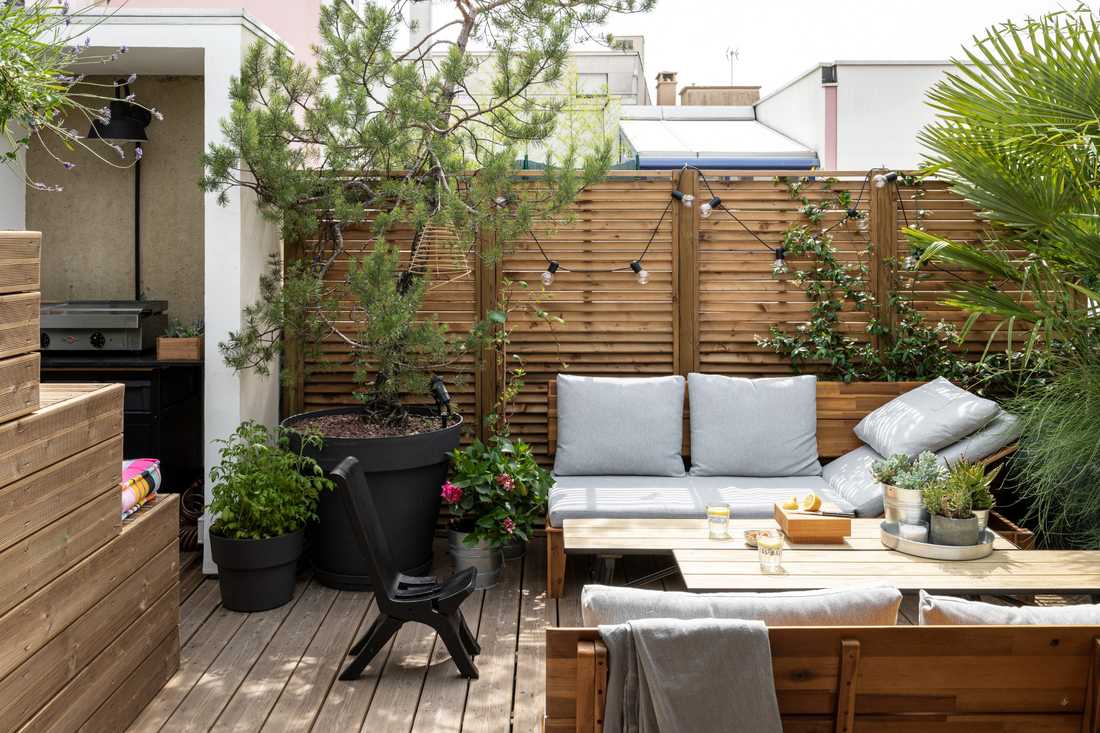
[444,435,551,548]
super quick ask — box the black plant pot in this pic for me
[209,527,304,612]
[284,406,462,591]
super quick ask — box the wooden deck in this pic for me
[132,540,1076,733]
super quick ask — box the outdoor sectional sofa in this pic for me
[544,373,1021,597]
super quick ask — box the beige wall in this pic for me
[26,76,205,323]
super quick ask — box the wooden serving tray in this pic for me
[774,503,852,544]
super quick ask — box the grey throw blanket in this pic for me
[598,618,782,733]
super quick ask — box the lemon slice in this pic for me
[799,493,822,512]
[781,496,799,510]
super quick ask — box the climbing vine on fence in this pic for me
[756,176,966,383]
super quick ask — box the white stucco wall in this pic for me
[0,145,25,230]
[754,66,826,159]
[834,62,952,170]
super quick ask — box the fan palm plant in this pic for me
[906,8,1100,362]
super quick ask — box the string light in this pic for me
[630,260,650,285]
[873,171,899,189]
[773,247,788,275]
[541,260,560,286]
[699,195,722,218]
[671,190,695,208]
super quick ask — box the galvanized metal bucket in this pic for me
[448,529,503,589]
[973,508,990,533]
[882,484,929,525]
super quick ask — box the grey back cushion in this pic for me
[854,377,1000,458]
[919,590,1100,625]
[582,584,901,627]
[554,374,686,477]
[936,411,1021,466]
[822,445,885,517]
[688,373,822,477]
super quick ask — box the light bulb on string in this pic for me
[699,196,722,218]
[857,215,869,233]
[630,260,650,285]
[541,261,560,287]
[873,172,899,189]
[671,190,694,208]
[772,247,788,276]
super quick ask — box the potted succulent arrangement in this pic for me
[207,421,333,611]
[872,451,946,525]
[157,318,204,361]
[944,459,1000,533]
[922,477,981,547]
[443,436,551,588]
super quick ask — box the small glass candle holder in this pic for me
[706,503,731,539]
[757,529,784,573]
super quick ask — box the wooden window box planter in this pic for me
[156,336,203,361]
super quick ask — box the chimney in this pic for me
[656,71,677,106]
[409,0,433,49]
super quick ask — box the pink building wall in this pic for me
[115,0,323,58]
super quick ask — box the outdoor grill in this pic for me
[39,299,168,352]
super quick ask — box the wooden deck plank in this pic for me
[358,616,437,732]
[513,546,552,733]
[261,590,374,733]
[211,582,339,733]
[408,592,482,733]
[181,581,223,646]
[461,559,522,733]
[160,580,310,733]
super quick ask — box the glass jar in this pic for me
[706,503,731,539]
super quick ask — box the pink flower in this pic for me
[440,481,463,505]
[502,517,516,535]
[496,473,514,491]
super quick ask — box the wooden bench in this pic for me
[544,379,1021,598]
[545,625,1100,732]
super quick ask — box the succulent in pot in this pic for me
[444,435,552,588]
[872,451,945,526]
[922,478,980,547]
[207,421,333,611]
[944,458,1000,533]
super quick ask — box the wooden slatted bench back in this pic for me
[545,626,1100,732]
[546,378,925,460]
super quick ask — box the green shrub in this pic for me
[208,421,333,540]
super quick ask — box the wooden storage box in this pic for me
[0,291,39,360]
[774,503,851,544]
[156,335,203,361]
[0,352,39,423]
[0,232,40,295]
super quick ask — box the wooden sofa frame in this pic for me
[545,626,1100,732]
[544,379,1020,598]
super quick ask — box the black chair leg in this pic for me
[340,614,402,681]
[348,613,387,657]
[437,616,479,679]
[457,611,480,656]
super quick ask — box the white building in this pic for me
[755,60,956,171]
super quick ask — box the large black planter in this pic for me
[283,406,461,591]
[209,528,304,612]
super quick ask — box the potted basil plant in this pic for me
[443,435,552,588]
[208,421,333,611]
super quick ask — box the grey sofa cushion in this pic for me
[919,590,1100,625]
[582,585,902,627]
[554,374,686,477]
[688,373,822,477]
[854,377,1000,458]
[822,445,885,517]
[936,411,1021,466]
[548,475,845,527]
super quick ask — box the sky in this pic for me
[580,0,1073,96]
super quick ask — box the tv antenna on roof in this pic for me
[726,47,740,85]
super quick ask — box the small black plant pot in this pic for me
[209,528,304,612]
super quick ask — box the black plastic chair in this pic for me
[330,457,480,680]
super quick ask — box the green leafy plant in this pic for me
[944,458,999,511]
[922,478,973,520]
[443,436,552,548]
[1,2,160,188]
[757,177,967,383]
[207,421,333,540]
[164,318,204,338]
[872,451,946,492]
[204,0,654,430]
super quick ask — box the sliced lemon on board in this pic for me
[799,493,822,512]
[781,497,799,510]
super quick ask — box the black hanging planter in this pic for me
[283,406,461,591]
[209,527,304,612]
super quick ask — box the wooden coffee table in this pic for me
[563,517,1100,595]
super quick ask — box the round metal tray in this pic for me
[880,522,996,561]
